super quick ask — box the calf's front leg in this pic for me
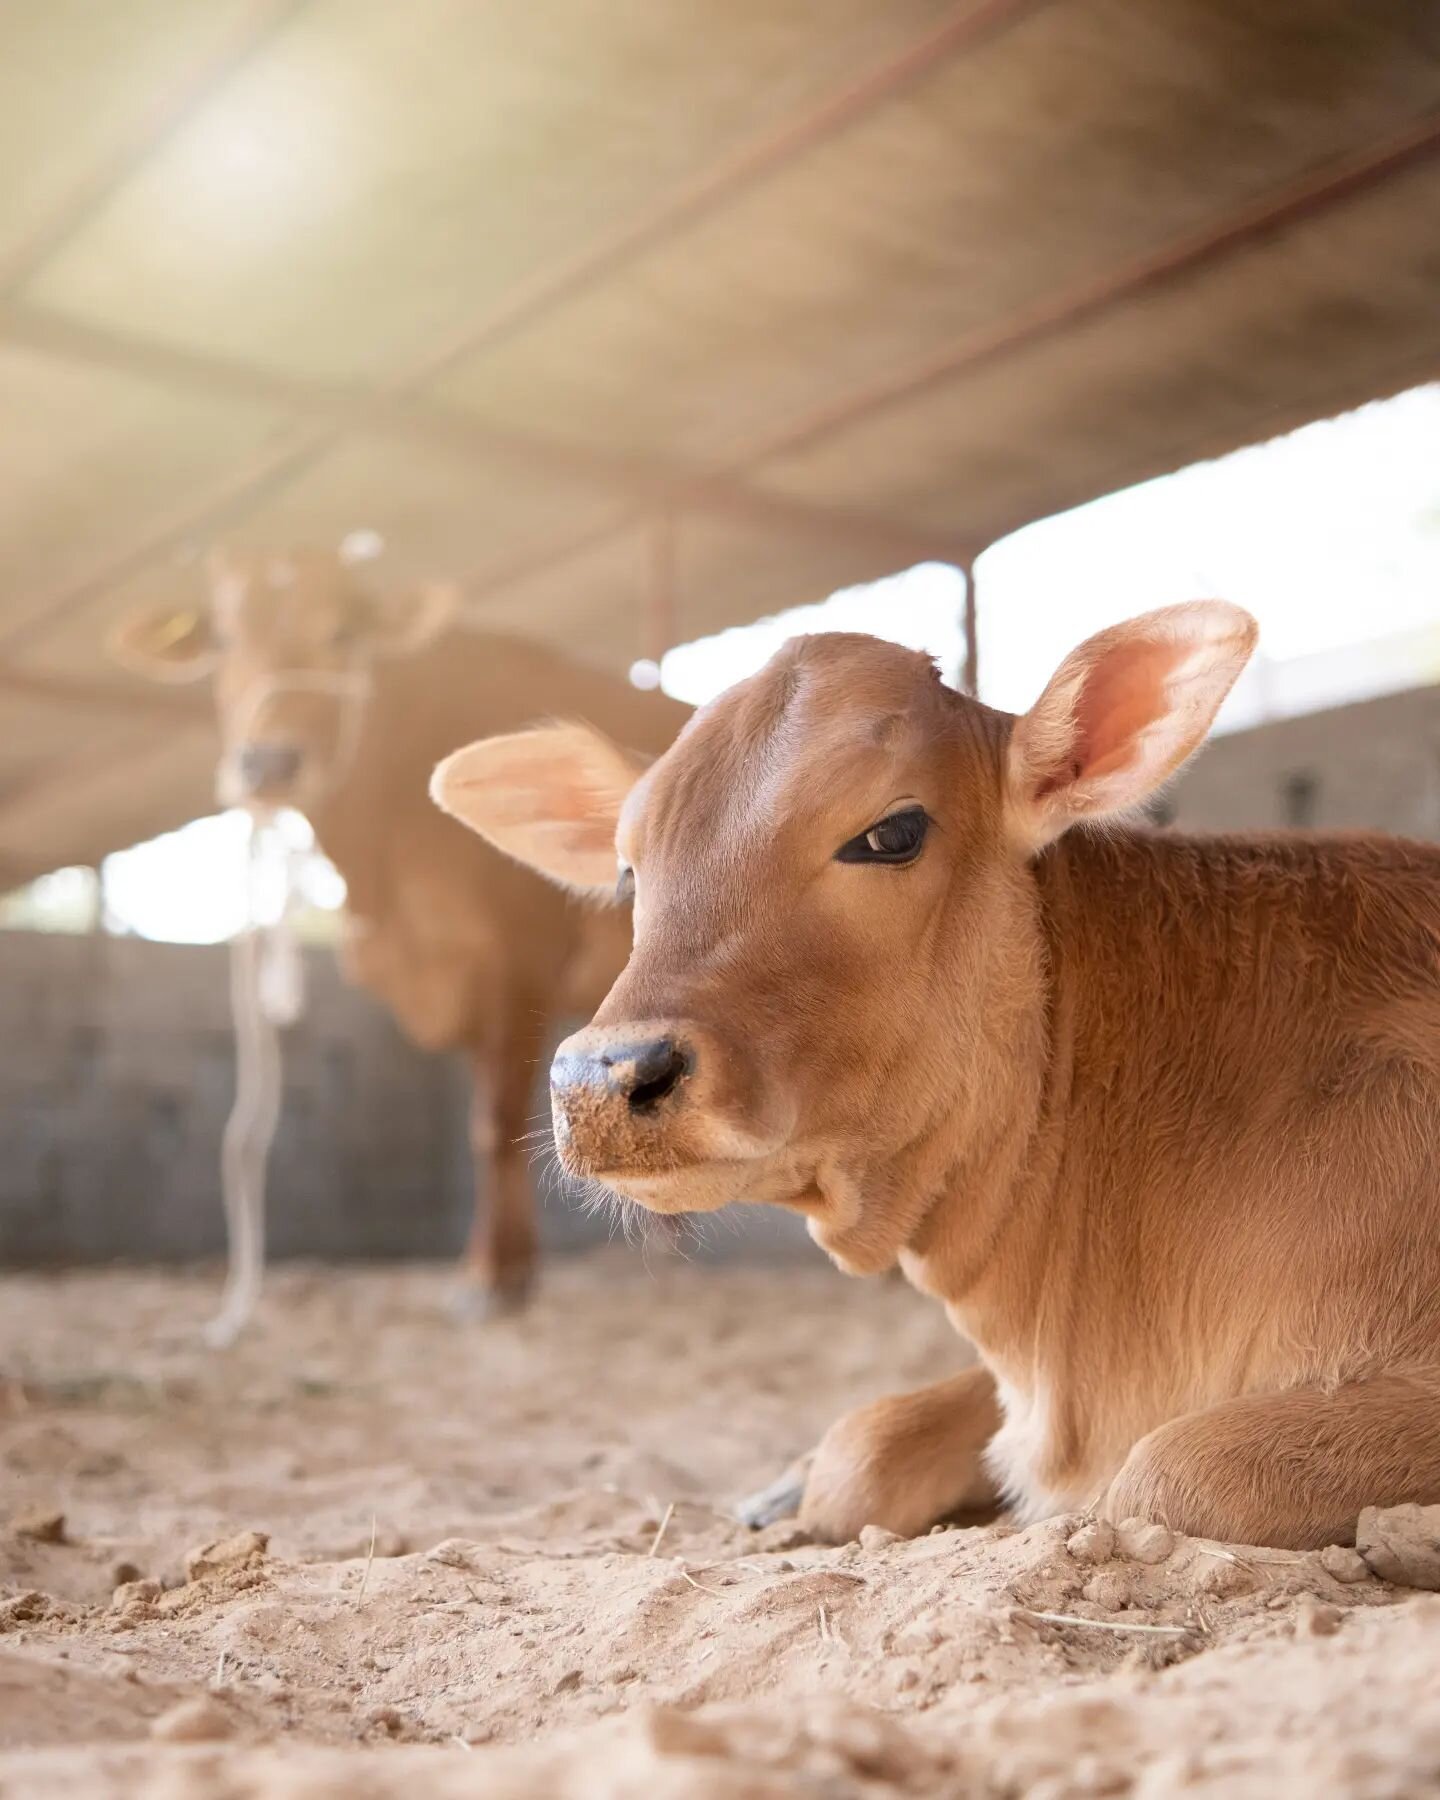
[741,1365,1002,1542]
[1103,1369,1440,1549]
[455,1044,538,1320]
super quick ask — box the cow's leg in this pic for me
[1103,1369,1440,1549]
[454,1026,541,1320]
[739,1365,1002,1541]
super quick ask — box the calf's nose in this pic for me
[237,741,302,793]
[551,1033,692,1115]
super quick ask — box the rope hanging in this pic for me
[205,813,304,1348]
[203,661,369,1347]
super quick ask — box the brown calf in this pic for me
[111,546,688,1315]
[432,602,1440,1546]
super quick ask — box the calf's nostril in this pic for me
[238,742,302,790]
[549,1035,694,1116]
[623,1038,691,1113]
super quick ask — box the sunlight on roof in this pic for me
[662,383,1440,725]
[0,865,100,935]
[161,67,349,250]
[661,563,967,704]
[41,383,1440,945]
[976,383,1440,727]
[100,810,345,946]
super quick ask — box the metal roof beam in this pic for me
[416,0,1054,381]
[0,0,1043,655]
[449,113,1440,619]
[0,662,210,722]
[729,111,1440,474]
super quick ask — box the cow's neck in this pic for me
[904,828,1251,1373]
[906,823,1405,1488]
[895,852,1061,1354]
[299,648,456,916]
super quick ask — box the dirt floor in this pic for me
[2,1253,1438,1798]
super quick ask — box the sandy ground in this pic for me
[2,1253,1439,1798]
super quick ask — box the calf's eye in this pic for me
[835,807,930,866]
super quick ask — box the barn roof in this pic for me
[2,0,1439,881]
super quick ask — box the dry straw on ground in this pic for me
[3,1257,1439,1796]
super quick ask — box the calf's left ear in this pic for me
[107,602,217,683]
[370,581,462,656]
[1007,600,1256,849]
[431,721,645,899]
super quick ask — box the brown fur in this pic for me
[432,606,1440,1541]
[110,548,688,1309]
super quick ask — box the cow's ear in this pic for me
[107,602,217,684]
[370,581,462,656]
[1006,601,1256,849]
[431,722,645,899]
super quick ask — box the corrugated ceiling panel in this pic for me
[25,0,955,380]
[437,0,1440,466]
[756,161,1440,536]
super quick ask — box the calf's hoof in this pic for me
[736,1458,811,1530]
[448,1274,533,1324]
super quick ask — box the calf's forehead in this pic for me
[210,551,349,644]
[625,635,961,857]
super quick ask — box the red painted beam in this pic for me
[0,0,1046,661]
[419,0,1055,381]
[455,115,1440,622]
[732,110,1440,475]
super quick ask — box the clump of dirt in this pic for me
[1356,1502,1440,1590]
[9,1510,66,1545]
[1,1259,1437,1796]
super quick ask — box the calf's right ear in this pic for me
[107,602,217,683]
[1007,600,1256,849]
[430,722,645,900]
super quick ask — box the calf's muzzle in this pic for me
[236,740,303,796]
[548,1023,701,1177]
[551,1031,692,1115]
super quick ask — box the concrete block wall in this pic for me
[1169,683,1440,838]
[0,929,811,1266]
[7,680,1432,1268]
[0,932,473,1264]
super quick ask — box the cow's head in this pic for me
[431,604,1255,1272]
[110,545,459,807]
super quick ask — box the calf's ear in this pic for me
[431,721,644,899]
[107,602,217,683]
[370,581,462,657]
[1006,600,1256,849]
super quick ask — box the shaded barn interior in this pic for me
[0,930,816,1266]
[6,14,1440,1792]
[0,0,1438,882]
[0,0,1437,1267]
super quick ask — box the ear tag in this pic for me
[152,609,199,652]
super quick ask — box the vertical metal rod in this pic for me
[961,560,979,698]
[647,510,677,666]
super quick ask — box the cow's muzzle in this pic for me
[550,1026,697,1179]
[551,1033,693,1116]
[235,740,303,797]
[549,1017,794,1209]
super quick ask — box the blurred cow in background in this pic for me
[110,544,689,1318]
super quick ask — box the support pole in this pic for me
[961,560,979,698]
[647,509,677,669]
